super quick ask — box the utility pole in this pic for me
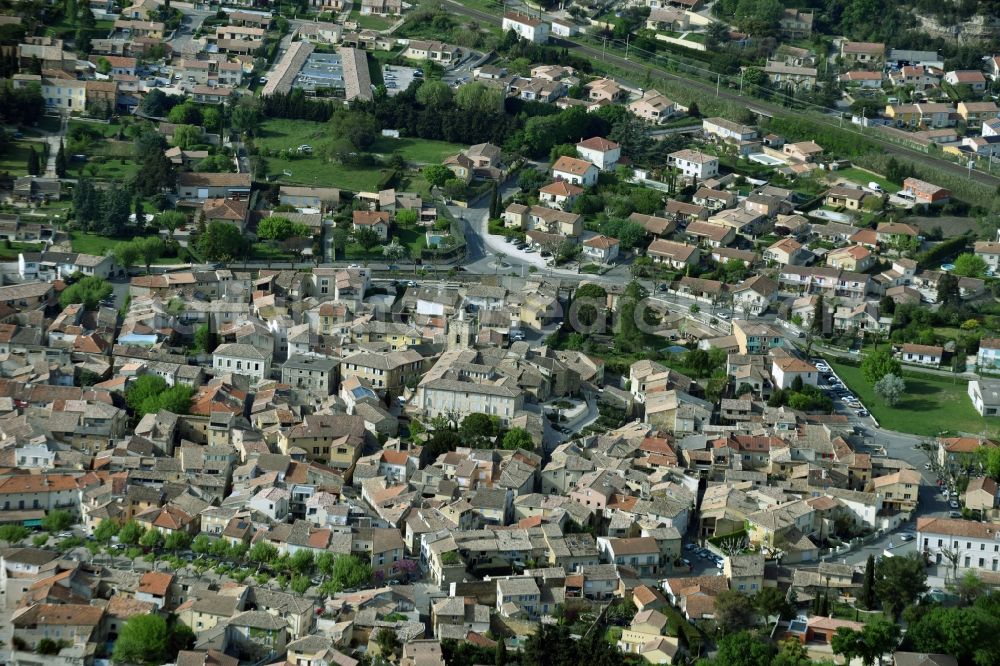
[602,36,606,60]
[738,68,744,96]
[625,33,630,60]
[716,73,720,97]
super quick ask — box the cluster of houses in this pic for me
[0,236,975,664]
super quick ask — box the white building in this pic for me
[917,516,1000,572]
[576,137,621,171]
[502,12,549,43]
[551,155,599,187]
[770,356,818,389]
[668,150,719,180]
[212,342,272,380]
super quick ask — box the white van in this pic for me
[868,181,883,192]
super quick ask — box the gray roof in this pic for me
[213,343,268,361]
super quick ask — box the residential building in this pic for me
[576,137,621,171]
[667,150,719,180]
[917,517,1000,572]
[551,156,599,187]
[501,13,549,43]
[900,343,942,366]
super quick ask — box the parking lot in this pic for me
[681,543,726,576]
[812,357,873,425]
[383,65,421,95]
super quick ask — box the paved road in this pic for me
[443,0,1000,189]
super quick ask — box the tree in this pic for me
[230,98,261,135]
[423,164,453,188]
[164,531,190,552]
[171,123,201,149]
[291,575,311,594]
[937,272,960,306]
[198,221,248,262]
[0,524,29,543]
[118,520,145,545]
[328,108,377,150]
[375,628,399,658]
[518,168,546,192]
[953,253,988,278]
[113,614,168,664]
[42,510,73,533]
[291,549,314,574]
[495,636,508,666]
[257,216,310,241]
[249,541,278,565]
[167,102,202,126]
[139,529,162,549]
[861,554,876,609]
[125,375,194,416]
[352,226,381,254]
[194,323,216,353]
[395,209,418,227]
[55,140,66,177]
[191,534,212,555]
[704,630,776,666]
[906,602,1000,666]
[60,276,112,309]
[135,236,165,274]
[861,349,902,385]
[502,427,533,451]
[952,569,985,605]
[415,79,453,108]
[331,228,349,259]
[874,373,905,406]
[753,586,790,620]
[811,294,825,334]
[383,239,408,262]
[831,617,900,666]
[875,553,928,620]
[713,590,755,635]
[459,413,499,448]
[489,184,500,220]
[26,145,40,176]
[443,178,467,200]
[93,519,119,544]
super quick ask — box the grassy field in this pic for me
[348,2,394,29]
[0,140,47,177]
[827,357,991,437]
[0,240,45,260]
[833,167,901,193]
[71,157,142,181]
[370,136,464,163]
[256,119,463,190]
[71,232,186,264]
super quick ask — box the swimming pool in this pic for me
[748,153,786,166]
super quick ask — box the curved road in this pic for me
[443,0,1000,189]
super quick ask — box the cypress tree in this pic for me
[489,183,499,219]
[55,140,67,178]
[861,554,876,610]
[495,636,507,666]
[26,145,40,176]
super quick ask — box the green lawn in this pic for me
[369,136,465,164]
[71,232,187,263]
[0,240,45,260]
[348,2,394,29]
[71,157,142,181]
[256,118,463,190]
[0,140,46,177]
[71,232,131,255]
[834,167,901,193]
[827,357,992,437]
